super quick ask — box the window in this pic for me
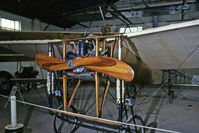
[0,17,21,31]
[119,26,143,33]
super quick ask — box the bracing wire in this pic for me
[34,44,48,104]
[35,44,44,79]
[84,7,97,37]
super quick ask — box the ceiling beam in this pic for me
[102,7,129,26]
[111,6,133,25]
[115,0,198,11]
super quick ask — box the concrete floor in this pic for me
[0,81,199,133]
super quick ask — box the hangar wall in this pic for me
[0,10,65,31]
[0,10,61,78]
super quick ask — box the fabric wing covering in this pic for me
[124,19,199,70]
[0,32,85,60]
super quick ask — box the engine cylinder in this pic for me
[79,41,88,56]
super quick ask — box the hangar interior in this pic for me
[0,0,199,133]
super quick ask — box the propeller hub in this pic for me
[67,60,74,69]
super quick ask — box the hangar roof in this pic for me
[0,0,117,28]
[0,0,199,29]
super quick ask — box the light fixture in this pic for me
[105,6,112,18]
[105,12,112,18]
[182,2,190,10]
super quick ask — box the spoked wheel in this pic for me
[53,105,79,133]
[121,83,145,133]
[125,115,145,133]
[122,106,145,133]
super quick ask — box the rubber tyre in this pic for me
[123,115,145,133]
[53,105,79,133]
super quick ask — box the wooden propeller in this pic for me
[36,53,134,82]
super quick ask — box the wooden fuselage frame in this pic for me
[60,34,152,122]
[62,34,123,118]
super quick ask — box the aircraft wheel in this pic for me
[121,105,145,133]
[53,105,79,133]
[124,115,145,133]
[0,71,13,95]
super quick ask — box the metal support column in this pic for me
[47,44,54,108]
[4,87,24,133]
[116,35,124,122]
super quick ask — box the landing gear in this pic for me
[168,90,174,104]
[53,105,79,133]
[123,115,145,133]
[167,70,175,104]
[122,83,145,133]
[122,105,145,133]
[50,34,145,133]
[162,70,176,104]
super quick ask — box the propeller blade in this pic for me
[36,53,116,70]
[36,53,68,71]
[36,53,134,82]
[84,62,134,82]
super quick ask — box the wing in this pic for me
[124,19,199,70]
[0,31,85,41]
[0,31,86,61]
[0,31,117,61]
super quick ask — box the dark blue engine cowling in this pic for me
[65,41,95,80]
[66,56,94,80]
[79,41,88,56]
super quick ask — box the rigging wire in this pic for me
[35,44,44,79]
[177,45,199,70]
[34,44,48,104]
[84,7,98,37]
[135,17,150,29]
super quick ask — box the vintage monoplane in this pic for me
[0,19,199,132]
